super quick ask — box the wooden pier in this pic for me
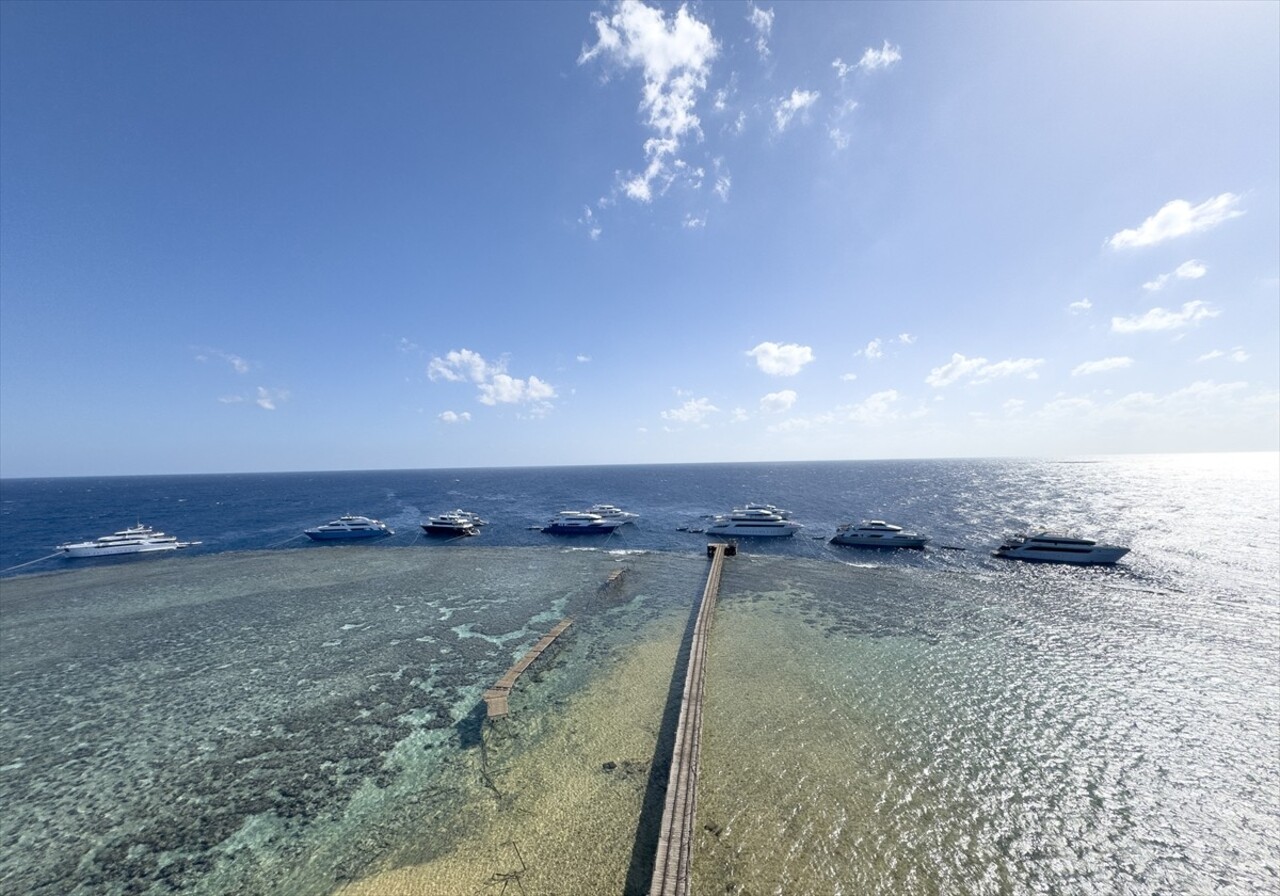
[483,617,574,720]
[649,542,729,896]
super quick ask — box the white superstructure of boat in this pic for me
[542,510,623,535]
[448,509,487,527]
[304,515,393,541]
[705,506,802,538]
[743,502,792,518]
[993,532,1129,565]
[830,520,929,549]
[421,511,480,537]
[57,524,200,558]
[586,504,638,521]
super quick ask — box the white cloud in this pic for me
[1197,347,1250,363]
[975,359,1044,382]
[1072,356,1134,376]
[759,389,797,413]
[846,389,899,424]
[862,338,883,360]
[731,407,749,422]
[925,354,988,387]
[1111,300,1219,333]
[577,354,592,363]
[1108,193,1243,249]
[661,396,718,424]
[439,410,471,424]
[1069,298,1093,314]
[832,58,854,80]
[683,214,706,229]
[747,341,815,376]
[428,348,495,383]
[857,40,902,72]
[714,173,731,201]
[429,348,556,412]
[478,374,556,407]
[579,0,717,206]
[897,333,915,345]
[195,347,251,374]
[579,206,602,240]
[925,353,1044,387]
[1003,399,1025,415]
[747,3,773,58]
[840,372,858,382]
[829,126,850,150]
[1033,381,1272,431]
[255,387,289,411]
[217,395,244,404]
[774,89,820,132]
[1143,259,1208,291]
[1177,259,1208,279]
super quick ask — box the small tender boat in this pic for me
[421,511,480,537]
[705,506,801,538]
[993,532,1129,565]
[542,510,623,535]
[304,515,393,541]
[57,524,200,558]
[830,520,929,549]
[586,503,638,521]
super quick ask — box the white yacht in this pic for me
[586,503,638,521]
[304,515,393,541]
[57,524,201,558]
[542,510,623,535]
[421,511,480,537]
[993,532,1129,565]
[830,520,929,549]
[705,506,802,538]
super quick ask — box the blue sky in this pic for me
[1,0,1276,477]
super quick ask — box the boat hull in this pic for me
[705,524,799,538]
[993,547,1128,565]
[542,524,622,535]
[304,529,391,541]
[59,542,184,558]
[421,524,477,537]
[830,535,928,549]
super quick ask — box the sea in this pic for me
[0,455,1277,896]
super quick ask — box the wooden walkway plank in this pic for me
[484,617,574,720]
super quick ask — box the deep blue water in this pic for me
[1,455,1277,895]
[6,455,1269,578]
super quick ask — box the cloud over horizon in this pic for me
[926,353,1044,387]
[1108,194,1243,249]
[1111,301,1220,334]
[428,349,556,412]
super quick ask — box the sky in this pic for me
[1,0,1277,477]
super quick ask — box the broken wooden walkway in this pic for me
[483,617,574,720]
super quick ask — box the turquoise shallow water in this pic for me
[1,455,1277,894]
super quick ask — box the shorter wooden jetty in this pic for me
[483,618,574,720]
